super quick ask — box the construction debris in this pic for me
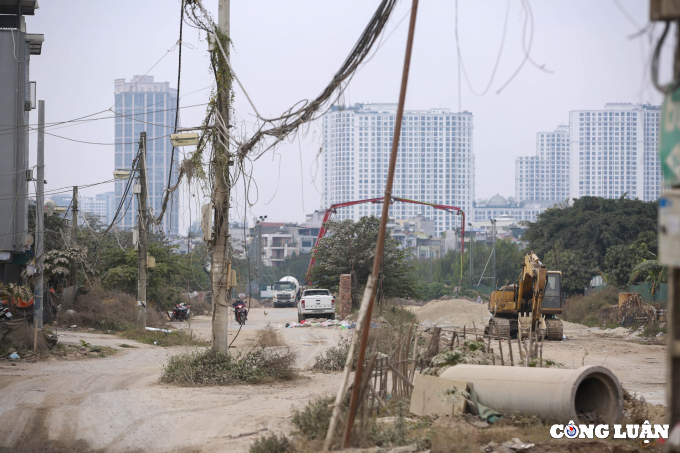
[602,293,658,326]
[422,341,496,376]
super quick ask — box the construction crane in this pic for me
[306,196,465,282]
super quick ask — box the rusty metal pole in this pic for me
[340,1,419,447]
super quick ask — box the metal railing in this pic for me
[0,15,19,30]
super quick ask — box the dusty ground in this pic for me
[454,319,667,406]
[410,298,667,406]
[0,301,668,452]
[0,308,344,453]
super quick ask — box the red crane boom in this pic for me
[306,196,465,282]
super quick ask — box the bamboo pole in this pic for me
[528,321,533,366]
[497,327,504,366]
[516,321,524,364]
[507,329,514,366]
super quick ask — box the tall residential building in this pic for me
[515,103,662,203]
[322,103,474,235]
[515,125,570,201]
[113,75,178,235]
[569,102,661,201]
[80,192,114,226]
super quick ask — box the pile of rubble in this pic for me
[422,340,496,376]
[603,293,658,326]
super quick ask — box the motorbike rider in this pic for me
[232,298,247,322]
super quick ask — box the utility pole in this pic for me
[491,218,497,289]
[71,185,78,286]
[652,4,680,449]
[33,100,45,345]
[136,132,148,331]
[256,215,266,297]
[468,222,473,285]
[210,0,232,353]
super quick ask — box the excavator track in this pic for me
[488,318,512,339]
[545,318,563,341]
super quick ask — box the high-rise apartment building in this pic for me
[569,103,661,201]
[516,125,570,201]
[515,103,662,203]
[322,104,474,235]
[113,75,178,235]
[80,192,114,226]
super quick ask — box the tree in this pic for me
[524,196,657,294]
[543,242,597,294]
[604,231,656,288]
[307,216,418,298]
[629,260,667,294]
[524,196,657,272]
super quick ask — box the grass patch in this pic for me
[249,433,296,453]
[641,321,666,338]
[255,326,286,347]
[120,329,204,347]
[561,287,619,327]
[380,305,418,328]
[291,395,337,441]
[58,287,168,332]
[313,305,420,373]
[118,343,137,348]
[312,336,351,372]
[160,346,298,386]
[0,341,117,361]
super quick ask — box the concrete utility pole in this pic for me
[33,100,45,340]
[652,4,680,449]
[211,0,232,353]
[491,218,497,288]
[468,222,473,285]
[71,185,78,285]
[136,132,148,331]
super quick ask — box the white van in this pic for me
[298,289,335,322]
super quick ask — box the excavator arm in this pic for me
[516,252,547,330]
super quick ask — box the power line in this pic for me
[161,0,185,230]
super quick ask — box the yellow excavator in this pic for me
[487,252,563,341]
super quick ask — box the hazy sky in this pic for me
[25,0,669,230]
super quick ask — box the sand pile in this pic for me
[407,298,491,328]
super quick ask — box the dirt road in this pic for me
[0,308,344,453]
[475,320,666,405]
[0,306,668,452]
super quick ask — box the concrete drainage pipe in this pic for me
[439,365,623,423]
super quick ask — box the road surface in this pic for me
[0,308,343,453]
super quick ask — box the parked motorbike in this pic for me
[0,306,12,321]
[233,302,247,325]
[170,303,191,322]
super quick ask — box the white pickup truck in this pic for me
[298,289,335,322]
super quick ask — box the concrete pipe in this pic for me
[439,365,622,423]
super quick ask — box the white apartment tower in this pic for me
[569,103,661,201]
[515,125,570,201]
[322,104,474,235]
[515,103,662,203]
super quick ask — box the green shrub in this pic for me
[641,321,666,338]
[312,337,350,372]
[561,287,619,326]
[160,347,298,386]
[291,396,336,440]
[249,433,295,453]
[120,329,204,347]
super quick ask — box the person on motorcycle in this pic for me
[232,298,247,324]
